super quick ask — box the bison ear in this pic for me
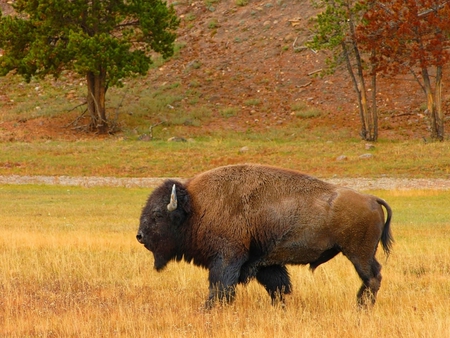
[180,192,191,214]
[167,184,178,211]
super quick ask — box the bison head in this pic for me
[136,180,191,271]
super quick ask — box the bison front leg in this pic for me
[206,256,245,309]
[256,265,292,306]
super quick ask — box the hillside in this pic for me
[0,0,449,141]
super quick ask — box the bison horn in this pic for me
[167,184,178,211]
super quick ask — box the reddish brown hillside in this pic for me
[1,0,449,140]
[162,0,449,139]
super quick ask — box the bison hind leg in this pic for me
[256,265,291,306]
[355,259,382,308]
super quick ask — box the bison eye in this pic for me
[152,210,164,220]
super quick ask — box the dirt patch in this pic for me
[1,175,449,190]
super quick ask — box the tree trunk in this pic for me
[342,42,367,139]
[352,43,373,141]
[342,40,378,142]
[422,67,444,141]
[346,9,378,142]
[370,68,378,141]
[435,66,444,141]
[86,69,108,134]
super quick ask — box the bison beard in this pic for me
[136,164,393,309]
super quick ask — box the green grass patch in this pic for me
[291,101,323,118]
[372,190,450,227]
[235,0,248,6]
[208,19,219,29]
[0,138,449,178]
[244,98,261,106]
[220,107,239,118]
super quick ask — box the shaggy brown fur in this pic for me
[137,164,393,308]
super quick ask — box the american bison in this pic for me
[136,164,393,308]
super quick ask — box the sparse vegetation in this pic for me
[291,101,323,118]
[0,74,86,122]
[220,107,239,118]
[295,108,322,118]
[208,18,219,29]
[185,12,196,21]
[235,0,249,6]
[204,0,220,6]
[244,98,261,106]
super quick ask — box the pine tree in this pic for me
[0,0,179,134]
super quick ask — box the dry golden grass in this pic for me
[0,186,449,337]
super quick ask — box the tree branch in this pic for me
[418,1,449,17]
[377,1,449,17]
[64,107,88,128]
[115,20,140,30]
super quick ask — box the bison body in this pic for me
[137,164,393,308]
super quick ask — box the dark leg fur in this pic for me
[206,256,245,308]
[206,283,237,309]
[256,265,292,305]
[354,259,382,308]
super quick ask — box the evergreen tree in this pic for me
[0,0,179,134]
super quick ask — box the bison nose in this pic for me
[136,231,144,243]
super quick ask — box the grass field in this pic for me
[1,73,449,180]
[1,137,450,178]
[1,185,449,337]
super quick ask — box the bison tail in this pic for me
[377,198,394,257]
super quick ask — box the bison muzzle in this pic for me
[137,164,393,309]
